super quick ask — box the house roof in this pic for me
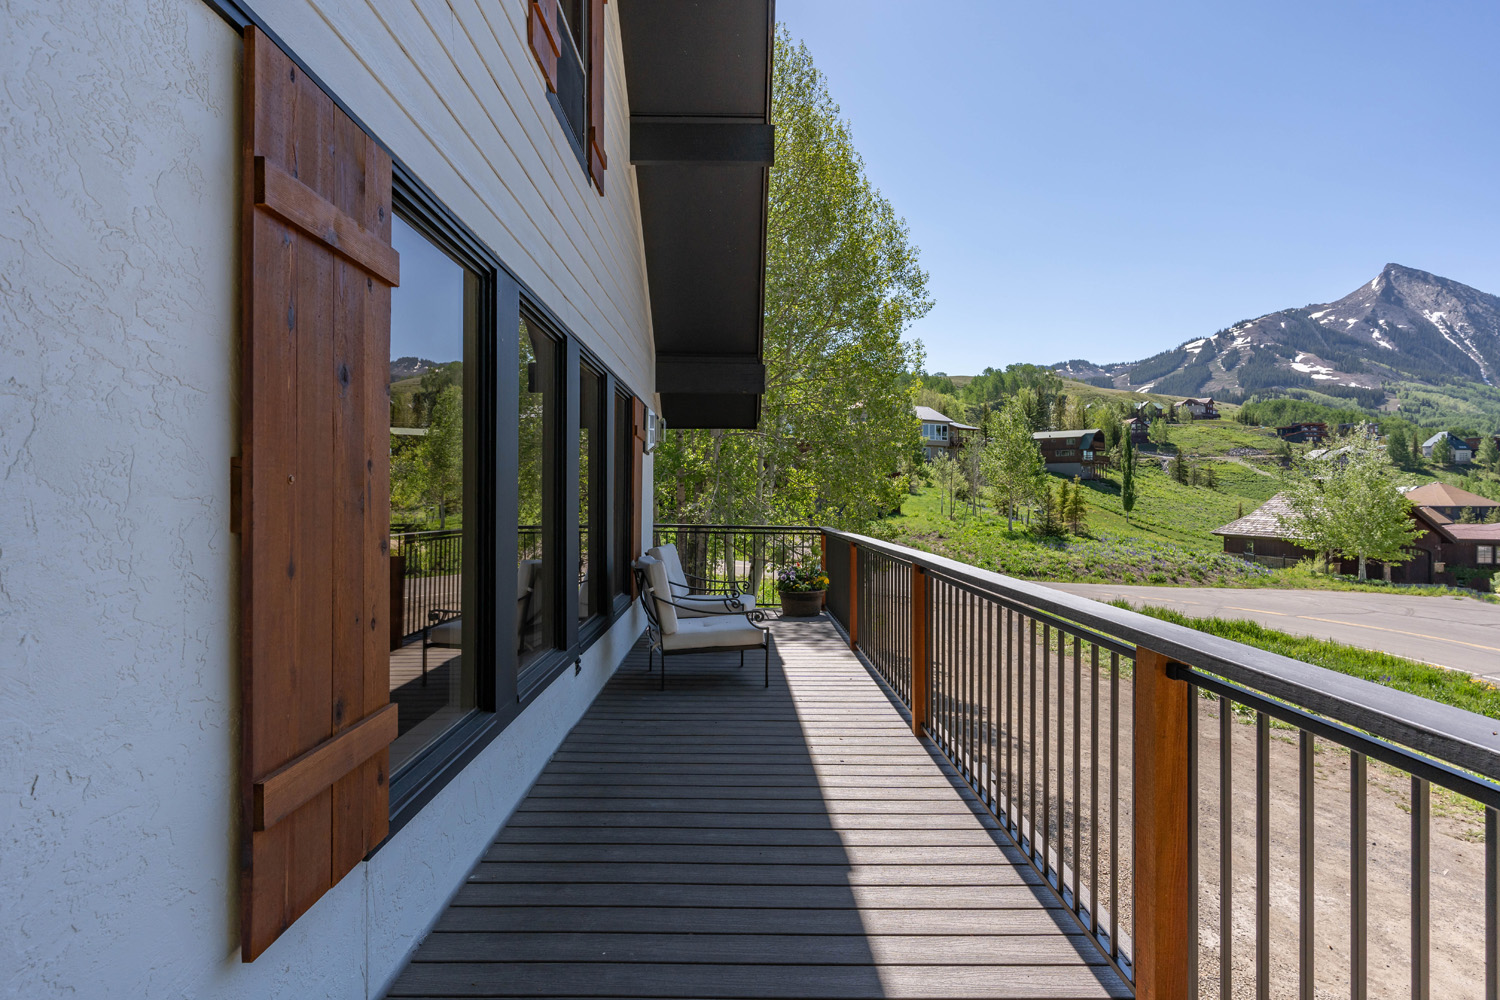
[914,405,953,423]
[1183,397,1215,405]
[1305,445,1353,461]
[1402,482,1500,508]
[1212,493,1299,539]
[1439,523,1500,542]
[950,422,979,432]
[1032,429,1100,447]
[1422,432,1469,449]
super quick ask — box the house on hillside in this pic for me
[1121,416,1150,444]
[1215,486,1499,585]
[1276,421,1328,444]
[917,405,978,460]
[1132,400,1165,423]
[1181,396,1218,419]
[1463,435,1500,457]
[7,1,775,995]
[1033,429,1103,479]
[1338,422,1381,438]
[1421,431,1473,464]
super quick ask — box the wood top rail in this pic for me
[820,527,1500,785]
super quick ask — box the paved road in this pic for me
[1042,583,1500,681]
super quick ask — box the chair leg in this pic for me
[739,649,744,669]
[647,646,654,673]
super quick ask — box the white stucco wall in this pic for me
[0,0,653,997]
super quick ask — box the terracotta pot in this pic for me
[779,588,826,618]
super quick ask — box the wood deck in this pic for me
[385,616,1130,999]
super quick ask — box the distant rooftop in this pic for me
[1212,493,1298,539]
[1403,482,1499,508]
[914,405,953,423]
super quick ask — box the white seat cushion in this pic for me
[661,615,766,651]
[637,555,677,634]
[674,592,757,619]
[429,619,462,647]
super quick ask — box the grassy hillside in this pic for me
[878,416,1500,591]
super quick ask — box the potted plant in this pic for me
[777,561,829,617]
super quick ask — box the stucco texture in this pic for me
[0,1,648,997]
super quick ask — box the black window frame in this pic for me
[202,0,645,846]
[546,0,591,173]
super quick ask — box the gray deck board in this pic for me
[385,618,1129,999]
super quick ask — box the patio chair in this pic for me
[635,555,769,690]
[647,543,757,617]
[421,608,461,685]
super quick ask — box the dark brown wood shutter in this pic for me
[528,0,561,92]
[238,26,399,963]
[587,0,608,193]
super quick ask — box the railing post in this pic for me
[848,542,859,650]
[1133,647,1192,1000]
[820,531,829,609]
[910,565,927,736]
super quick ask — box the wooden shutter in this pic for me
[238,26,399,962]
[587,0,608,193]
[528,0,561,92]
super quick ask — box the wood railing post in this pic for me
[1133,646,1192,1000]
[847,542,859,650]
[910,565,927,736]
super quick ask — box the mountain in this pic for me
[1072,264,1500,402]
[391,356,441,381]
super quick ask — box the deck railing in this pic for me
[822,527,1500,1000]
[391,529,462,641]
[652,524,822,608]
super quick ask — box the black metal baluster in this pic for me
[1090,642,1099,936]
[1351,751,1367,1000]
[1412,776,1430,1000]
[1221,694,1233,1000]
[1487,807,1497,1000]
[1109,648,1119,962]
[1257,711,1269,1000]
[1299,730,1313,1000]
[1189,679,1199,999]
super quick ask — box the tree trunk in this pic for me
[1383,562,1392,583]
[1358,555,1367,581]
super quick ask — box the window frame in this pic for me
[1479,545,1495,566]
[545,0,591,173]
[203,0,644,843]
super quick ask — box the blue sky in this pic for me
[778,1,1500,375]
[392,215,465,365]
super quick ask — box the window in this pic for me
[613,391,636,603]
[1480,545,1495,565]
[518,318,557,671]
[387,215,480,774]
[1245,541,1256,554]
[553,0,587,148]
[578,362,606,624]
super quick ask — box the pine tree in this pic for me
[1387,427,1408,466]
[1478,435,1500,474]
[1460,506,1479,524]
[1121,436,1137,524]
[1201,463,1219,490]
[1170,451,1189,484]
[1410,431,1423,467]
[1432,435,1453,467]
[1068,475,1088,533]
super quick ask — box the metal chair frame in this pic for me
[634,563,773,690]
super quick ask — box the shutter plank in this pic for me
[288,63,337,931]
[528,0,560,92]
[587,0,607,193]
[241,27,396,962]
[329,108,373,875]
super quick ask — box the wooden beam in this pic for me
[253,157,400,286]
[1133,646,1192,1000]
[910,566,928,736]
[253,703,398,831]
[656,355,766,395]
[630,120,775,165]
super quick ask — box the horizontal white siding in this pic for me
[253,0,654,394]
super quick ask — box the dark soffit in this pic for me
[618,0,774,431]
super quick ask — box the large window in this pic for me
[388,214,480,774]
[553,0,588,148]
[578,363,606,625]
[613,392,636,603]
[518,319,557,671]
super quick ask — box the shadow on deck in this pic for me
[385,615,1130,998]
